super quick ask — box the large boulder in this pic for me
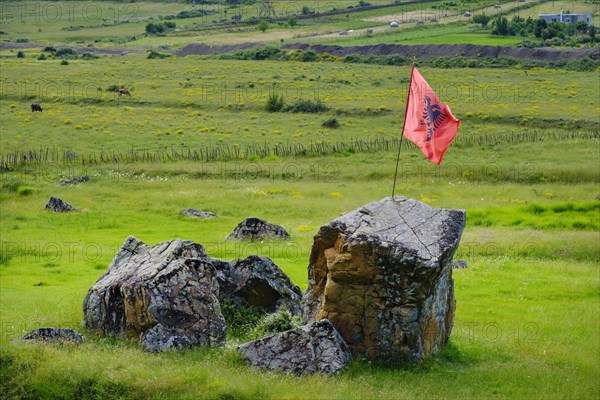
[303,196,465,364]
[82,236,226,351]
[216,255,303,315]
[83,236,302,351]
[237,319,352,375]
[225,217,290,241]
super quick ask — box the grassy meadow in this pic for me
[1,1,599,399]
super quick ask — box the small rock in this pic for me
[225,217,290,241]
[180,209,216,219]
[20,328,84,344]
[59,175,91,186]
[452,260,467,269]
[45,196,77,212]
[237,319,352,375]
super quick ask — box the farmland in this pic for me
[1,1,599,399]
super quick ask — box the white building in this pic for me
[539,10,593,27]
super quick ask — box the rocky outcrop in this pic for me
[225,217,290,241]
[180,209,216,219]
[216,255,303,315]
[20,328,84,344]
[82,236,226,352]
[237,319,352,375]
[83,236,302,351]
[45,196,76,212]
[303,196,465,364]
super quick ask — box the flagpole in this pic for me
[392,64,415,198]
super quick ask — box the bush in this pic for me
[81,52,99,60]
[321,117,340,128]
[43,46,56,52]
[17,186,34,196]
[252,308,302,338]
[16,51,24,58]
[55,48,77,58]
[220,301,265,339]
[145,21,176,34]
[147,50,171,59]
[37,54,47,60]
[60,60,69,65]
[285,98,328,113]
[265,93,285,112]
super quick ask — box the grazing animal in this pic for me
[31,103,43,112]
[117,88,131,96]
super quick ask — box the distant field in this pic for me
[1,1,599,399]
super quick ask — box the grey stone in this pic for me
[83,236,303,351]
[59,175,91,186]
[45,196,76,212]
[180,209,216,219]
[237,319,352,375]
[452,260,467,269]
[225,217,290,241]
[303,196,465,364]
[217,255,303,315]
[20,328,84,344]
[82,236,226,352]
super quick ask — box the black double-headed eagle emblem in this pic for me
[419,96,447,141]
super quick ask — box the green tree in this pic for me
[492,16,509,36]
[257,20,269,33]
[473,14,491,28]
[288,16,297,28]
[575,20,588,34]
[589,25,596,43]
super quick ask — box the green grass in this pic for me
[1,1,599,399]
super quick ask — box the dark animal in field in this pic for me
[116,88,131,96]
[31,103,42,112]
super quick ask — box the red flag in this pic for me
[402,66,461,165]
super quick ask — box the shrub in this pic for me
[16,51,24,58]
[145,21,176,34]
[321,117,340,128]
[37,54,47,60]
[285,98,328,113]
[265,93,285,112]
[60,60,69,65]
[252,308,302,338]
[43,46,56,52]
[257,20,269,33]
[2,177,26,193]
[16,38,29,43]
[147,50,171,59]
[17,186,34,196]
[81,52,99,60]
[220,301,265,339]
[55,48,77,58]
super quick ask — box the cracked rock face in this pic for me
[83,236,302,351]
[225,217,290,241]
[216,255,303,315]
[45,196,76,212]
[237,319,352,375]
[82,236,227,352]
[20,328,84,344]
[303,196,466,364]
